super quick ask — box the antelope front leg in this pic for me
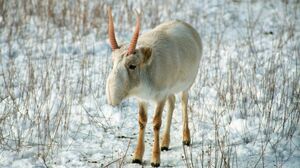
[151,100,166,167]
[132,102,147,164]
[161,94,175,151]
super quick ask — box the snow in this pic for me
[0,0,299,167]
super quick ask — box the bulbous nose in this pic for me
[107,91,120,107]
[106,76,120,107]
[106,77,113,105]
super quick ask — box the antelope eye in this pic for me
[129,64,137,70]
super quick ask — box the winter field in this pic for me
[0,0,299,167]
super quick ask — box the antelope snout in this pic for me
[106,79,122,107]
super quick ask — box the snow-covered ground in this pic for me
[0,0,299,167]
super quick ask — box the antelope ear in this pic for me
[140,47,152,65]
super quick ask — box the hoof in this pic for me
[151,162,160,167]
[183,140,190,146]
[132,159,142,164]
[161,146,169,151]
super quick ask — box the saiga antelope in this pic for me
[106,8,202,167]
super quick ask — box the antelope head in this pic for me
[106,8,152,106]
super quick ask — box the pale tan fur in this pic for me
[132,102,147,162]
[161,94,175,149]
[106,20,202,167]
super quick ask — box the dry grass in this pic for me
[0,0,299,167]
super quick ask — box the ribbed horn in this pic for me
[127,12,140,55]
[108,7,119,50]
